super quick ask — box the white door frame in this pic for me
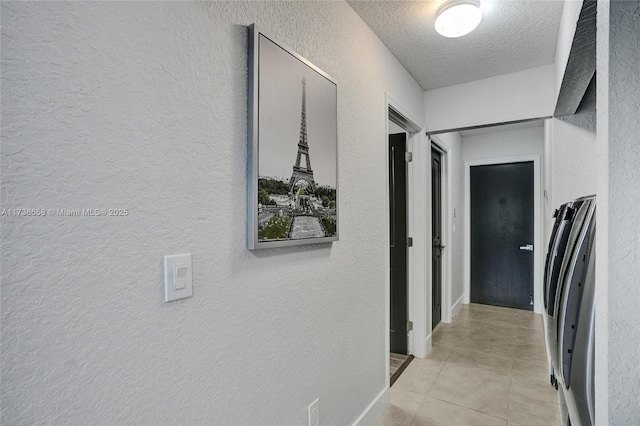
[463,155,543,313]
[428,137,453,325]
[385,94,428,380]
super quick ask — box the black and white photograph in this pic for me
[248,26,338,249]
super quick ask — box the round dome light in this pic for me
[435,0,483,38]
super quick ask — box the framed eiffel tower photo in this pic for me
[248,25,338,250]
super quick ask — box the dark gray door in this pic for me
[470,161,534,310]
[431,147,443,329]
[389,133,407,354]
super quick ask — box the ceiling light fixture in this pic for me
[435,0,483,38]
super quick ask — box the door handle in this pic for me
[434,244,445,250]
[519,244,534,251]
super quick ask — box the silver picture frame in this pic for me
[248,24,339,250]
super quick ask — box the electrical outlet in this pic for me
[308,399,319,426]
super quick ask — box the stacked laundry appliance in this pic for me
[543,195,596,426]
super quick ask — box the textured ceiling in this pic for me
[347,0,564,90]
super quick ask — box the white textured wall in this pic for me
[595,2,610,422]
[543,78,597,238]
[597,1,640,424]
[424,65,555,133]
[462,123,545,163]
[0,2,425,424]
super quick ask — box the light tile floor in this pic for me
[377,303,560,426]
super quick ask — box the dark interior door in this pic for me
[470,161,534,310]
[389,133,407,354]
[431,148,443,329]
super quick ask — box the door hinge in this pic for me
[405,152,413,163]
[407,321,413,332]
[407,237,413,247]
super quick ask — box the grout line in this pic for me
[506,350,516,424]
[422,351,449,397]
[449,346,517,363]
[408,408,418,425]
[426,395,510,421]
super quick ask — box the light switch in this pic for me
[164,254,192,302]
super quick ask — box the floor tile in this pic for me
[411,397,507,426]
[454,332,517,359]
[390,388,427,405]
[513,314,544,330]
[409,355,446,372]
[508,394,561,426]
[511,373,558,405]
[376,389,425,426]
[515,326,545,344]
[456,307,475,318]
[513,341,548,366]
[507,421,531,426]
[392,361,442,396]
[434,320,470,335]
[431,327,466,348]
[508,366,560,426]
[446,347,513,375]
[465,319,520,339]
[424,345,453,363]
[471,310,523,327]
[511,358,550,383]
[377,405,416,426]
[427,361,511,419]
[383,304,560,426]
[389,388,425,416]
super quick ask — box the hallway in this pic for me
[379,304,559,426]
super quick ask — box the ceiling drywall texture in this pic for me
[347,0,564,90]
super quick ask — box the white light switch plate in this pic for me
[164,254,192,302]
[308,399,319,426]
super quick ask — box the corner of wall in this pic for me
[351,388,389,426]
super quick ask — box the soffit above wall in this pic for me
[347,0,564,91]
[554,0,596,117]
[460,119,544,136]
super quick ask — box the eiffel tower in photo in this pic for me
[289,76,317,194]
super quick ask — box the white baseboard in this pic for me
[352,387,389,426]
[452,294,464,318]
